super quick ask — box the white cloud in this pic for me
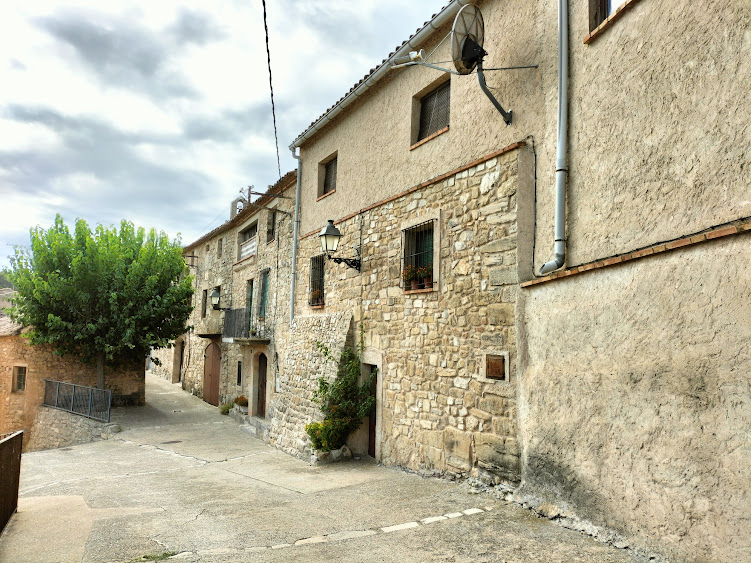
[0,0,443,268]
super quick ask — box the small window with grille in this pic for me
[266,210,277,243]
[402,220,435,291]
[417,81,450,142]
[309,255,325,306]
[318,154,338,198]
[13,366,26,392]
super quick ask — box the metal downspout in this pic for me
[290,149,302,324]
[539,0,569,276]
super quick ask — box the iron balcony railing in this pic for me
[223,307,272,339]
[43,380,112,423]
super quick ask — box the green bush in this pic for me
[305,340,376,452]
[220,403,232,415]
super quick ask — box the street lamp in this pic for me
[319,220,361,272]
[209,288,229,311]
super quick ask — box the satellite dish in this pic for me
[451,5,485,75]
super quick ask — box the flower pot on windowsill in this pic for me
[424,275,433,289]
[410,279,419,290]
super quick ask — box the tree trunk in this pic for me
[96,352,105,389]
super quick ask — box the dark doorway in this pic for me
[178,340,185,383]
[366,364,377,458]
[203,342,221,406]
[257,353,267,418]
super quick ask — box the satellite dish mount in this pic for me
[451,4,511,125]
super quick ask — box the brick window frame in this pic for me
[401,210,441,293]
[12,365,27,393]
[318,153,338,199]
[585,0,643,44]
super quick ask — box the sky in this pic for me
[0,0,444,269]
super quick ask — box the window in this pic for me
[402,220,435,291]
[239,222,258,260]
[13,366,26,392]
[318,154,338,198]
[217,238,223,258]
[589,0,629,31]
[417,81,450,142]
[309,255,325,306]
[266,210,277,243]
[259,269,269,319]
[237,361,242,386]
[246,279,254,326]
[201,289,208,318]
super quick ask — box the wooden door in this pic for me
[203,343,221,406]
[257,353,267,418]
[368,365,377,458]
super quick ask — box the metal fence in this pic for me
[0,431,23,534]
[223,307,272,339]
[43,380,112,423]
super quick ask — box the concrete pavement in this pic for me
[0,373,651,562]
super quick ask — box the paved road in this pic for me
[0,374,650,563]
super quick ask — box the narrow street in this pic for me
[0,374,649,562]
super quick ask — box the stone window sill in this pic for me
[403,287,435,295]
[410,126,449,151]
[584,0,644,44]
[310,304,325,309]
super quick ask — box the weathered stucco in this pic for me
[519,236,751,561]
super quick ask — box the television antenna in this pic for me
[391,4,535,125]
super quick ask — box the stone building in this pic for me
[155,0,748,559]
[266,0,749,561]
[1,293,144,450]
[154,172,296,433]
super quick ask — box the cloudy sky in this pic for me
[0,0,443,269]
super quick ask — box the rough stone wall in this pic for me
[179,187,294,411]
[519,237,751,561]
[25,406,121,452]
[149,346,175,382]
[268,312,353,459]
[0,334,143,448]
[281,148,523,480]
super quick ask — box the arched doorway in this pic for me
[203,342,221,406]
[257,353,267,418]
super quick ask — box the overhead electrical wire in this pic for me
[261,0,282,179]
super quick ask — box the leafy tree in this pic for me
[8,215,193,389]
[0,268,12,289]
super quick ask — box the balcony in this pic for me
[223,307,272,343]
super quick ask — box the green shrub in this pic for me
[220,403,232,415]
[305,339,376,452]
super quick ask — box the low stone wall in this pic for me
[25,406,121,452]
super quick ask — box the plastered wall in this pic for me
[518,1,751,561]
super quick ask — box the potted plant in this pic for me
[402,264,418,290]
[310,288,324,306]
[418,262,433,288]
[233,395,249,414]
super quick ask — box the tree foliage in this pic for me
[0,269,12,289]
[8,215,193,386]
